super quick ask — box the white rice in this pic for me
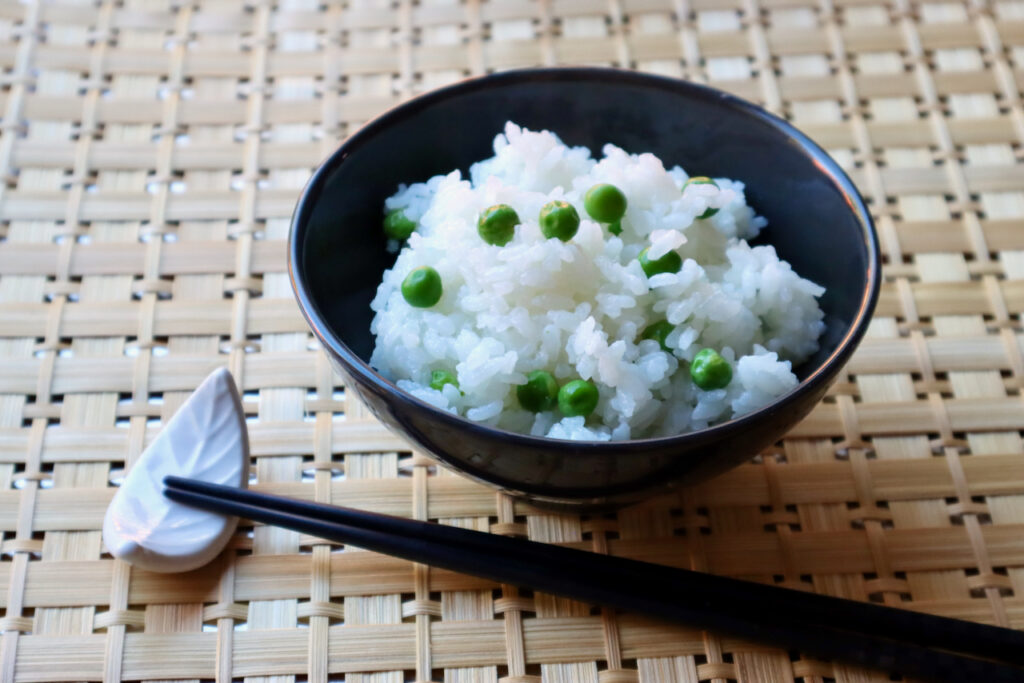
[369,122,825,441]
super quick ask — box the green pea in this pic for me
[684,176,719,220]
[401,266,442,308]
[641,320,674,352]
[477,204,519,246]
[539,201,580,241]
[584,184,627,223]
[429,369,458,392]
[690,348,732,390]
[383,208,416,240]
[638,246,682,278]
[607,221,623,236]
[558,379,599,418]
[516,370,559,412]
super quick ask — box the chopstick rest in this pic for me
[102,368,250,572]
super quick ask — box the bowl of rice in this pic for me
[289,68,880,507]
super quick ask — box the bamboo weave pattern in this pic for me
[1,0,1023,681]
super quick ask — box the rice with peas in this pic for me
[369,122,825,441]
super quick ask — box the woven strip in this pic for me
[1,1,1024,681]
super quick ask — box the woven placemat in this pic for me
[1,1,1023,681]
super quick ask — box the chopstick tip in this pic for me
[163,475,187,489]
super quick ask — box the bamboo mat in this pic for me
[0,0,1022,681]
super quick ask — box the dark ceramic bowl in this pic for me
[289,67,880,507]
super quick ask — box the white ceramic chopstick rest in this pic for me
[103,368,250,573]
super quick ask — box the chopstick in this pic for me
[164,476,1024,682]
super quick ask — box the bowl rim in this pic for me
[289,66,882,451]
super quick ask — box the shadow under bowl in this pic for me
[289,67,881,508]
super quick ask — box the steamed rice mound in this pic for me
[369,123,825,441]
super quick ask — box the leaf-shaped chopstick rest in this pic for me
[103,368,250,573]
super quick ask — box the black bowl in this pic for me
[289,68,880,508]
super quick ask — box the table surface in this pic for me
[1,1,1024,681]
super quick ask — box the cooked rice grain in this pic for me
[370,123,824,441]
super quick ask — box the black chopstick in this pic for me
[164,476,1024,682]
[166,475,1024,663]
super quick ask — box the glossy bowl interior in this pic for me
[290,68,880,507]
